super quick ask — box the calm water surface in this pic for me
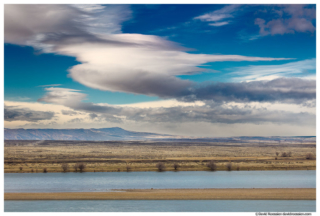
[4,200,316,212]
[4,170,315,192]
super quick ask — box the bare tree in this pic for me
[19,167,23,171]
[43,168,47,173]
[156,162,166,172]
[173,163,179,171]
[78,163,86,172]
[73,163,79,172]
[306,153,315,160]
[61,163,69,172]
[206,160,217,171]
[226,163,232,171]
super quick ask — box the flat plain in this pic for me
[4,140,316,173]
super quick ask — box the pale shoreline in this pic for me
[4,188,316,200]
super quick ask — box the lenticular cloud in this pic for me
[4,4,292,98]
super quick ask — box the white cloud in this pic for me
[4,97,316,137]
[60,38,291,97]
[255,5,316,36]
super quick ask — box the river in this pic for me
[4,170,315,192]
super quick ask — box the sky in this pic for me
[4,4,316,137]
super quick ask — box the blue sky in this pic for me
[4,4,316,136]
[5,4,316,104]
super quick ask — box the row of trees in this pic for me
[275,152,315,159]
[61,163,86,172]
[22,152,316,172]
[275,152,292,157]
[56,161,237,172]
[206,161,239,171]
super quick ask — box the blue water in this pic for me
[4,170,315,192]
[4,200,316,212]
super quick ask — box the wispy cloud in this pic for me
[228,58,316,82]
[209,21,230,27]
[5,96,31,101]
[194,5,241,27]
[38,84,62,87]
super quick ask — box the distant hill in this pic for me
[4,128,316,143]
[4,127,173,141]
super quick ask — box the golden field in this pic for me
[4,188,316,200]
[4,140,316,173]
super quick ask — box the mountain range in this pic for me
[4,127,174,141]
[4,128,316,143]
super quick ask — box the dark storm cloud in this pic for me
[92,103,315,125]
[4,4,131,46]
[4,105,55,122]
[61,110,79,116]
[180,77,316,104]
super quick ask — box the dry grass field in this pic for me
[4,188,316,200]
[4,140,316,173]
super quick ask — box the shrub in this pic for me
[43,168,47,173]
[31,169,34,172]
[226,163,232,171]
[19,167,23,171]
[156,162,166,172]
[126,165,131,172]
[276,152,279,156]
[61,163,69,172]
[287,152,292,157]
[275,157,277,160]
[281,152,288,157]
[236,166,240,171]
[117,168,120,172]
[206,160,217,171]
[306,153,315,160]
[78,163,86,172]
[73,163,79,172]
[173,163,179,171]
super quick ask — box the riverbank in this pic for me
[4,188,316,200]
[4,166,316,173]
